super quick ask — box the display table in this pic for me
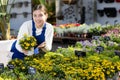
[53,36,91,43]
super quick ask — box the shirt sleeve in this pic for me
[15,21,30,53]
[44,23,54,51]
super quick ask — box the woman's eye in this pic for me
[33,15,37,17]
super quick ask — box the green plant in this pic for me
[3,36,120,79]
[0,0,15,39]
[19,34,37,50]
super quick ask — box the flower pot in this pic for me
[56,15,64,20]
[16,2,23,8]
[23,12,28,18]
[104,7,117,17]
[11,4,15,8]
[116,0,120,2]
[98,0,104,3]
[62,0,77,4]
[97,9,104,17]
[104,0,114,3]
[23,1,29,7]
[10,13,17,18]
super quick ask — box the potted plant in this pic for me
[0,0,16,40]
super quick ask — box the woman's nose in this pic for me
[37,16,43,20]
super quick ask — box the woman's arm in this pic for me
[15,21,32,53]
[39,23,54,52]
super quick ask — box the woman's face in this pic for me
[33,9,47,27]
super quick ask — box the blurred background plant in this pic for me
[0,0,15,40]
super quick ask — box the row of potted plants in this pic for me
[54,23,120,38]
[0,34,120,79]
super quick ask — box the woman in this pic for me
[0,4,54,65]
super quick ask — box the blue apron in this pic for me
[10,20,46,60]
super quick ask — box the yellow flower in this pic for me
[24,42,27,45]
[22,66,25,69]
[53,72,56,76]
[26,43,30,47]
[0,77,3,80]
[117,66,120,70]
[26,37,30,40]
[110,66,114,69]
[19,34,37,50]
[111,70,115,73]
[25,47,28,49]
[106,71,110,75]
[11,61,15,64]
[31,43,35,46]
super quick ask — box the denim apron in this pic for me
[10,20,46,60]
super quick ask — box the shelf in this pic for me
[53,36,91,44]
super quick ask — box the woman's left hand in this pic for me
[38,42,46,48]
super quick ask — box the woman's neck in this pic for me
[36,25,42,29]
[35,22,46,29]
[36,24,43,29]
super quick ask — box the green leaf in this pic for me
[39,0,46,5]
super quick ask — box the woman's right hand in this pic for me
[22,50,28,55]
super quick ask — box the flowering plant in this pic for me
[19,34,37,50]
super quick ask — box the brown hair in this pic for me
[32,4,48,15]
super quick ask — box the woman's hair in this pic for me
[32,4,48,15]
